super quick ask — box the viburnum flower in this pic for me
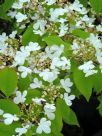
[32,98,46,105]
[49,8,68,22]
[39,69,59,83]
[69,0,87,14]
[0,33,8,43]
[18,66,32,78]
[60,78,73,93]
[19,0,30,3]
[15,12,27,22]
[44,103,56,120]
[9,31,17,39]
[3,113,19,125]
[33,19,47,36]
[30,78,42,89]
[45,44,64,59]
[12,1,23,9]
[51,57,70,70]
[15,125,30,136]
[0,109,4,115]
[13,90,27,104]
[25,42,41,52]
[78,61,97,77]
[36,118,51,134]
[13,46,30,66]
[45,0,56,5]
[64,93,75,106]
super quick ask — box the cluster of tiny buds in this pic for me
[42,84,61,102]
[28,52,51,71]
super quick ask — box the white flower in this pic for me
[33,19,47,36]
[69,0,87,14]
[25,42,41,52]
[96,25,102,32]
[45,44,64,59]
[15,12,27,22]
[0,109,4,115]
[9,31,17,39]
[45,0,56,5]
[32,98,46,105]
[79,61,97,77]
[88,34,102,50]
[36,118,51,134]
[14,46,30,66]
[30,78,42,89]
[49,8,68,22]
[51,57,71,70]
[0,42,8,54]
[59,23,68,37]
[44,103,56,120]
[0,33,8,43]
[81,15,95,26]
[13,90,27,104]
[18,66,32,78]
[12,2,23,9]
[15,125,30,136]
[3,114,19,125]
[39,69,59,82]
[60,78,73,93]
[64,93,75,106]
[19,0,30,3]
[7,11,17,18]
[72,41,80,54]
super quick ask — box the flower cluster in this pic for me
[0,0,102,135]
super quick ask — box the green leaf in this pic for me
[97,96,102,116]
[22,25,39,46]
[43,35,71,56]
[22,24,46,47]
[0,99,20,114]
[26,89,42,104]
[57,98,79,126]
[72,29,90,39]
[90,0,102,14]
[79,0,87,7]
[93,70,102,93]
[0,68,18,96]
[73,67,93,101]
[0,123,20,136]
[18,76,31,91]
[0,0,15,13]
[51,99,63,134]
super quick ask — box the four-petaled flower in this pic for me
[13,90,27,104]
[3,113,19,125]
[36,118,51,134]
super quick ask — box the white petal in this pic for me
[36,126,42,134]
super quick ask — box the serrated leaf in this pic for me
[0,0,15,13]
[26,89,41,104]
[51,99,63,134]
[72,29,90,39]
[0,123,20,136]
[0,68,18,96]
[73,67,93,101]
[18,76,31,91]
[90,0,102,14]
[93,70,102,93]
[57,98,79,126]
[22,24,45,47]
[0,99,20,114]
[79,0,87,7]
